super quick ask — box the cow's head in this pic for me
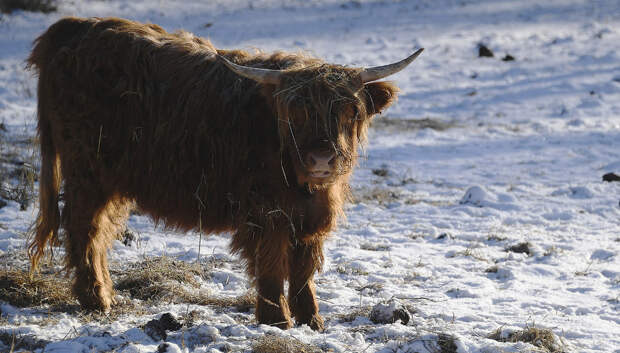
[219,49,423,189]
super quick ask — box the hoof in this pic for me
[298,314,324,332]
[75,283,115,312]
[256,295,293,329]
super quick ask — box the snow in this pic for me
[1,0,619,352]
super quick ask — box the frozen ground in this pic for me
[0,0,619,352]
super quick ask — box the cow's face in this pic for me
[274,68,398,188]
[218,49,421,189]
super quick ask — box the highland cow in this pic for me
[27,17,422,330]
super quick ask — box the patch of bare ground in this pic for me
[252,333,322,353]
[370,117,455,132]
[488,326,567,352]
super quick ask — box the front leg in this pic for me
[253,231,293,329]
[256,271,292,329]
[288,238,325,331]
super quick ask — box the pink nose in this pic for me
[305,151,335,178]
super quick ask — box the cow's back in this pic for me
[29,17,281,232]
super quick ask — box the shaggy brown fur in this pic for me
[27,17,399,330]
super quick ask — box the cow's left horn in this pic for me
[218,55,282,85]
[360,48,424,83]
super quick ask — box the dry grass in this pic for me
[436,333,458,353]
[335,263,368,276]
[359,243,390,251]
[115,256,255,311]
[370,117,454,132]
[488,326,565,352]
[0,269,75,308]
[351,187,400,204]
[252,334,322,353]
[456,247,489,262]
[335,306,371,323]
[0,131,37,211]
[114,256,203,302]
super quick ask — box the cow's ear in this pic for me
[363,81,399,115]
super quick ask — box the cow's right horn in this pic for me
[218,55,282,85]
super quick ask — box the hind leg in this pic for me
[62,182,129,311]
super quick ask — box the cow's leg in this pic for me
[254,232,293,329]
[232,225,293,329]
[288,238,324,331]
[62,183,129,311]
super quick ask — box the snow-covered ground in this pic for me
[1,0,619,352]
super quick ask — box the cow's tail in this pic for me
[26,19,82,272]
[28,96,62,273]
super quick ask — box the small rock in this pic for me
[159,313,182,331]
[121,229,136,246]
[478,44,494,57]
[602,172,620,182]
[0,199,7,209]
[372,168,388,177]
[506,242,532,256]
[437,232,453,240]
[145,319,167,341]
[370,299,410,325]
[502,54,515,61]
[145,313,181,341]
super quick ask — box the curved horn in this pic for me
[360,48,424,83]
[218,55,282,85]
